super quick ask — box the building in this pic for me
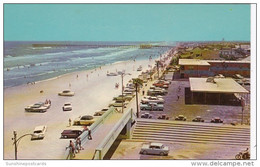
[219,48,236,58]
[179,59,250,78]
[185,77,249,105]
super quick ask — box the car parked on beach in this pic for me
[123,91,135,97]
[137,65,142,71]
[63,102,72,111]
[58,90,75,96]
[140,143,169,156]
[94,108,109,116]
[25,102,49,113]
[73,115,98,126]
[107,72,118,76]
[113,95,133,101]
[31,125,47,140]
[61,127,83,139]
[175,115,187,121]
[109,101,128,108]
[140,103,164,111]
[192,116,204,122]
[211,117,223,123]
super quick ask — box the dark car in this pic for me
[211,117,223,123]
[61,129,83,138]
[158,114,169,120]
[192,116,204,122]
[175,115,186,121]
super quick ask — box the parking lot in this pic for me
[140,79,250,124]
[110,140,246,160]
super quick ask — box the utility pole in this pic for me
[156,61,160,79]
[121,74,124,113]
[13,131,17,160]
[12,131,33,160]
[135,82,139,118]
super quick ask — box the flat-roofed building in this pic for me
[185,77,249,105]
[179,59,250,78]
[179,59,211,78]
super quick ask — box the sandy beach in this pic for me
[3,57,163,159]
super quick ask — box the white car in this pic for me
[107,72,118,76]
[141,96,164,104]
[31,125,47,140]
[58,90,75,96]
[25,102,49,113]
[63,102,72,111]
[140,143,169,156]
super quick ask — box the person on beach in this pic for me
[142,90,145,96]
[76,74,79,79]
[69,83,71,87]
[48,99,51,105]
[68,140,76,157]
[45,99,48,104]
[69,118,72,127]
[177,95,180,101]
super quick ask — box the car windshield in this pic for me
[64,104,71,106]
[81,116,93,120]
[32,104,41,108]
[63,91,70,93]
[34,130,42,133]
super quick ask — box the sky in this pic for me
[4,4,250,41]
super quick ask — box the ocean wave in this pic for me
[95,48,138,60]
[72,47,118,54]
[5,55,13,58]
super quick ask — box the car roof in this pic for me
[34,125,46,131]
[64,102,71,105]
[151,143,163,147]
[64,126,84,131]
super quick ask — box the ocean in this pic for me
[4,41,175,88]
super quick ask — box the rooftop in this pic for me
[179,59,210,66]
[189,77,249,93]
[179,59,250,65]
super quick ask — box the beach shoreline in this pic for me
[3,51,171,159]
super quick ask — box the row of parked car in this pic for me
[140,79,171,118]
[109,81,139,108]
[61,79,142,139]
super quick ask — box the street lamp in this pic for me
[155,60,161,79]
[12,130,33,160]
[120,73,131,113]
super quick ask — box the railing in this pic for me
[92,108,134,160]
[64,107,117,159]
